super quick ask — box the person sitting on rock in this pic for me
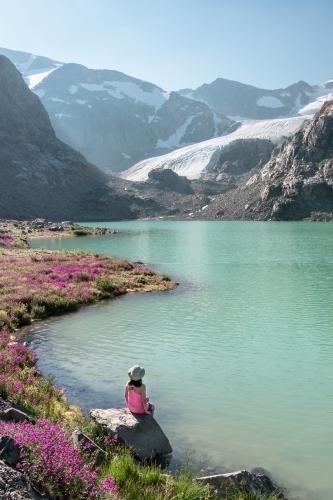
[125,365,154,416]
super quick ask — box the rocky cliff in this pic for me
[202,100,333,220]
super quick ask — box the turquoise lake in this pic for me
[29,221,333,499]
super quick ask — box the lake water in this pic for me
[29,221,333,499]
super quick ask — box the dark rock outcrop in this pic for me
[196,469,285,499]
[211,138,274,177]
[0,436,21,467]
[90,408,172,463]
[147,168,194,194]
[0,408,31,423]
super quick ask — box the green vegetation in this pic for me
[100,451,211,499]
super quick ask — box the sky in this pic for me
[0,0,332,90]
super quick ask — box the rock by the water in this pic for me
[196,469,285,499]
[0,459,40,499]
[90,408,172,462]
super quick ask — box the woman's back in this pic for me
[127,386,146,414]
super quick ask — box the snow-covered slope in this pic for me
[0,47,62,88]
[121,115,310,181]
[298,81,333,116]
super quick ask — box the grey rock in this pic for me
[72,430,107,466]
[90,408,172,462]
[196,469,285,499]
[147,168,194,194]
[1,408,31,423]
[0,436,21,466]
[0,398,12,415]
[210,138,274,177]
[0,459,41,499]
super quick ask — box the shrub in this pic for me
[95,275,119,295]
[0,419,118,499]
[73,229,91,236]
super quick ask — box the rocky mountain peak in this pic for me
[0,55,55,147]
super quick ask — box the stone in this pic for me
[72,430,107,466]
[0,459,41,499]
[1,407,31,423]
[90,408,172,463]
[0,398,12,415]
[196,469,285,499]
[0,436,21,466]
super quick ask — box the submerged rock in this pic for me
[196,469,285,499]
[90,408,172,463]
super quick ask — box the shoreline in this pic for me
[0,219,286,499]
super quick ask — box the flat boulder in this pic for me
[196,469,285,499]
[90,408,172,463]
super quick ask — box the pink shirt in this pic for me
[127,389,146,414]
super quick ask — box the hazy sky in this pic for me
[1,0,332,90]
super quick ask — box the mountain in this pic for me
[201,100,333,221]
[0,47,235,173]
[121,115,309,181]
[0,55,156,221]
[179,77,333,120]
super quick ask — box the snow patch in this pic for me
[69,85,78,95]
[75,99,88,105]
[51,97,67,103]
[156,115,195,149]
[257,96,284,108]
[79,80,169,110]
[54,112,72,119]
[121,152,131,159]
[25,65,61,89]
[298,92,333,115]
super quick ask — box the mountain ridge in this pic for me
[0,54,159,221]
[0,47,234,173]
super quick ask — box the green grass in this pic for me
[100,451,211,499]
